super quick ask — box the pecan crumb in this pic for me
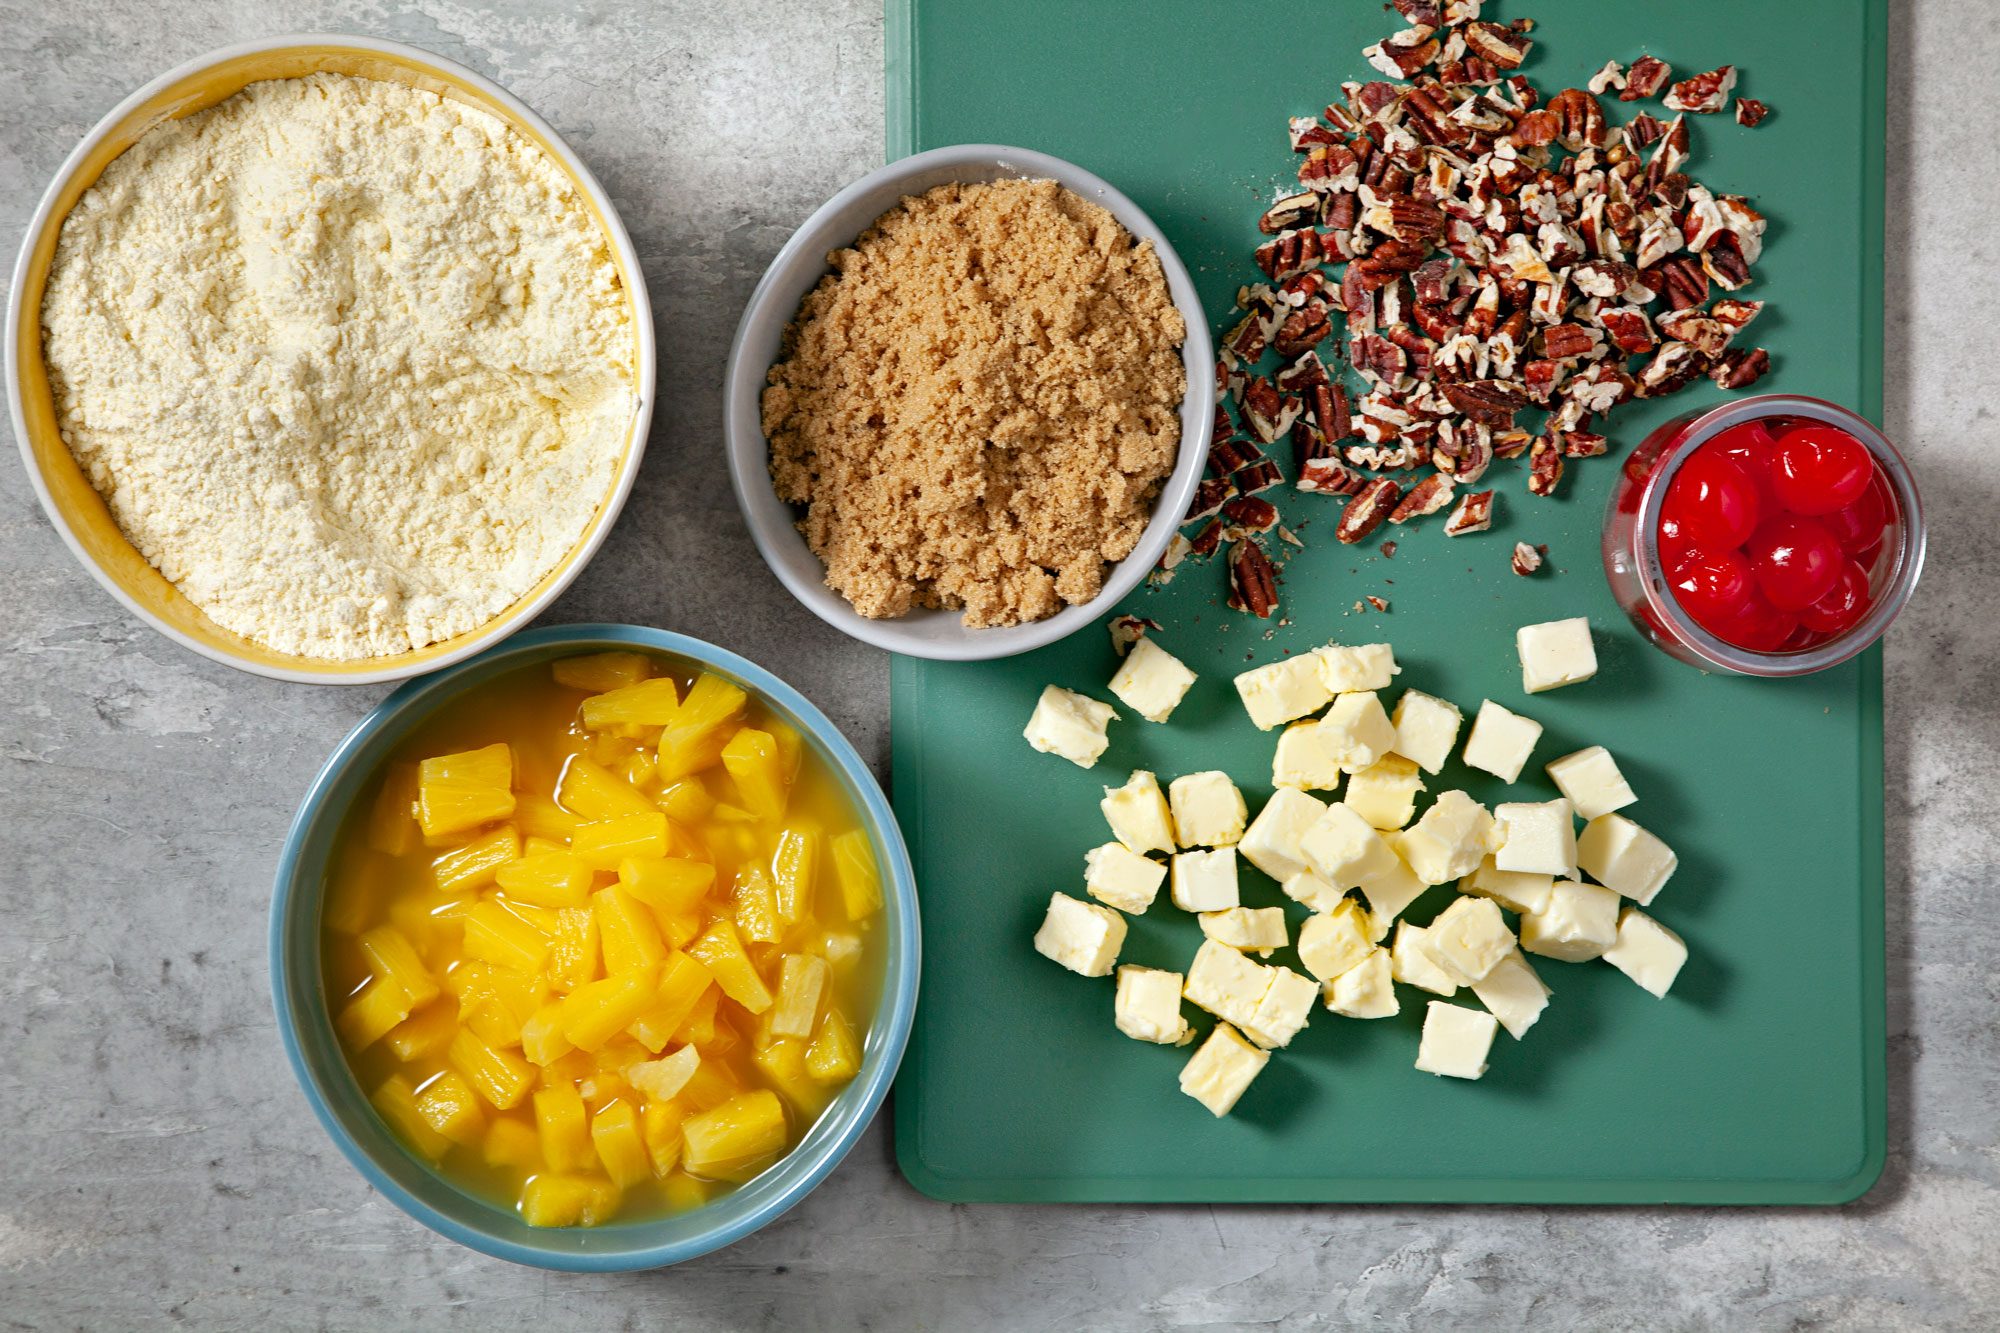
[1735,97,1769,127]
[1511,541,1545,576]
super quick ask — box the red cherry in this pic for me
[1798,560,1874,635]
[1663,450,1763,549]
[1709,421,1781,507]
[1822,472,1889,550]
[1670,548,1756,635]
[1657,513,1700,574]
[1718,592,1801,652]
[1745,515,1844,610]
[1772,425,1874,515]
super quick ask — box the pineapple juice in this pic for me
[321,652,884,1227]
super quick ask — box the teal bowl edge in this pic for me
[267,622,920,1272]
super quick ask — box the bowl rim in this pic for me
[722,142,1215,662]
[6,34,658,686]
[267,622,920,1270]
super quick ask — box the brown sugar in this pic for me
[762,178,1187,628]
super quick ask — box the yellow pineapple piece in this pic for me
[389,892,473,966]
[590,1034,650,1076]
[581,1071,636,1116]
[766,717,803,784]
[461,901,551,974]
[493,851,592,908]
[431,825,521,895]
[557,757,656,822]
[557,965,661,1052]
[590,1102,652,1187]
[520,1003,576,1067]
[658,673,748,780]
[367,764,422,856]
[593,886,666,974]
[699,1012,745,1060]
[357,925,441,1010]
[770,826,820,924]
[519,1173,620,1227]
[336,979,411,1052]
[448,1027,535,1110]
[641,1100,688,1176]
[385,998,459,1062]
[371,1074,451,1162]
[628,953,715,1053]
[321,851,385,937]
[677,1058,742,1112]
[483,1115,541,1168]
[687,920,775,1014]
[539,1050,594,1089]
[617,856,714,917]
[553,651,652,693]
[751,1037,822,1113]
[533,1082,594,1173]
[417,783,516,840]
[820,929,864,973]
[572,813,669,871]
[672,986,721,1048]
[587,732,638,769]
[831,829,884,920]
[682,1090,788,1181]
[733,866,783,945]
[627,1044,701,1102]
[415,1072,487,1147]
[659,1171,710,1211]
[769,953,829,1039]
[548,906,601,993]
[581,678,682,730]
[806,1008,861,1082]
[721,727,788,822]
[420,743,514,791]
[657,778,716,826]
[513,794,581,844]
[622,752,658,789]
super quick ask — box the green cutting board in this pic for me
[888,0,1885,1204]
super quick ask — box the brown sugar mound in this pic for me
[762,178,1187,628]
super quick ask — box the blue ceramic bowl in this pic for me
[269,624,919,1270]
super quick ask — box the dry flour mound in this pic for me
[41,73,638,660]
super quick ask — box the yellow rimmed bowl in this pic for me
[5,36,657,685]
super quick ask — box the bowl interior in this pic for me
[271,625,917,1270]
[9,39,654,684]
[724,145,1215,661]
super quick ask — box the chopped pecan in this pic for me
[1299,142,1364,193]
[1290,115,1341,151]
[1443,489,1495,535]
[1335,478,1403,544]
[1656,255,1710,309]
[1240,376,1302,443]
[1636,340,1706,397]
[1222,494,1280,533]
[1275,350,1330,394]
[1154,533,1192,579]
[1545,88,1606,150]
[1527,436,1565,496]
[1366,595,1391,613]
[1597,306,1658,355]
[1621,55,1672,101]
[1210,436,1262,476]
[1309,380,1355,440]
[1189,519,1226,557]
[1560,430,1608,458]
[1255,228,1328,281]
[1365,29,1442,81]
[1710,297,1764,335]
[1463,20,1532,70]
[1511,541,1544,575]
[1186,477,1237,524]
[1541,323,1602,361]
[1275,304,1335,357]
[1587,60,1627,95]
[1442,379,1528,426]
[1665,65,1738,115]
[1709,346,1771,389]
[1226,538,1280,618]
[1234,459,1285,495]
[1260,192,1323,234]
[1392,0,1443,25]
[1107,615,1160,656]
[1701,233,1753,290]
[1298,455,1369,495]
[1389,473,1456,523]
[1735,97,1770,127]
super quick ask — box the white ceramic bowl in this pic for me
[723,145,1214,661]
[6,36,656,685]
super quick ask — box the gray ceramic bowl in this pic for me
[723,144,1214,661]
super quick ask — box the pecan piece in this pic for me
[1621,55,1672,101]
[1335,478,1403,545]
[1364,30,1442,81]
[1560,430,1608,458]
[1463,20,1532,70]
[1260,192,1322,234]
[1108,615,1161,656]
[1186,477,1237,524]
[1710,346,1771,389]
[1275,304,1335,358]
[1189,519,1226,558]
[1226,537,1280,618]
[1664,65,1738,115]
[1255,229,1328,282]
[1209,436,1262,476]
[1442,379,1528,426]
[1735,97,1770,128]
[1587,60,1627,95]
[1443,489,1495,535]
[1241,376,1302,444]
[1233,459,1285,495]
[1297,455,1368,495]
[1711,297,1765,334]
[1636,340,1706,397]
[1597,306,1658,356]
[1222,494,1280,533]
[1527,436,1565,496]
[1511,542,1544,576]
[1290,115,1340,151]
[1299,143,1364,193]
[1545,88,1606,151]
[1655,307,1732,358]
[1389,473,1456,524]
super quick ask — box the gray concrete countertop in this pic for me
[3,3,1994,1328]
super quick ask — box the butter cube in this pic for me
[1235,655,1332,731]
[1170,847,1240,912]
[1169,771,1248,848]
[1519,880,1621,962]
[1033,893,1126,976]
[1301,803,1402,891]
[1354,853,1427,928]
[1244,966,1319,1049]
[1115,965,1192,1044]
[1324,945,1398,1019]
[1179,1022,1269,1117]
[1391,921,1461,996]
[1462,700,1543,783]
[1297,905,1374,982]
[1024,685,1118,767]
[1320,692,1398,773]
[1344,754,1425,830]
[1390,690,1463,775]
[1240,788,1328,883]
[1516,617,1598,694]
[1333,892,1387,943]
[1577,814,1677,905]
[1272,721,1345,791]
[1416,1001,1499,1079]
[1184,938,1269,1030]
[1602,907,1688,998]
[1101,770,1177,856]
[1546,745,1638,821]
[1494,798,1578,879]
[1460,856,1555,915]
[1395,790,1496,884]
[1424,894,1517,983]
[1083,842,1166,915]
[1315,642,1399,693]
[1470,948,1551,1038]
[1200,906,1289,956]
[1280,870,1345,916]
[1108,637,1197,724]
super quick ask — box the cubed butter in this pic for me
[1108,637,1197,724]
[1395,790,1496,884]
[1235,655,1332,731]
[1300,803,1402,891]
[1470,948,1551,1038]
[1519,880,1621,962]
[1100,770,1177,856]
[1184,939,1270,1030]
[1354,852,1427,928]
[1546,745,1638,821]
[1033,893,1127,977]
[1324,945,1398,1019]
[1460,857,1555,915]
[1462,699,1543,783]
[1391,921,1461,996]
[1415,1001,1500,1079]
[1024,685,1118,767]
[1344,755,1425,830]
[1424,894,1516,984]
[1083,842,1166,915]
[1602,907,1688,998]
[1576,813,1677,905]
[1319,692,1398,773]
[1315,642,1399,693]
[1115,965,1192,1044]
[1297,905,1374,982]
[1494,798,1578,880]
[1170,847,1241,912]
[1169,771,1248,848]
[1200,906,1290,956]
[1243,966,1319,1049]
[1280,870,1345,916]
[1516,617,1598,694]
[1239,788,1328,883]
[1390,690,1462,775]
[1272,721,1345,791]
[1178,1022,1269,1117]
